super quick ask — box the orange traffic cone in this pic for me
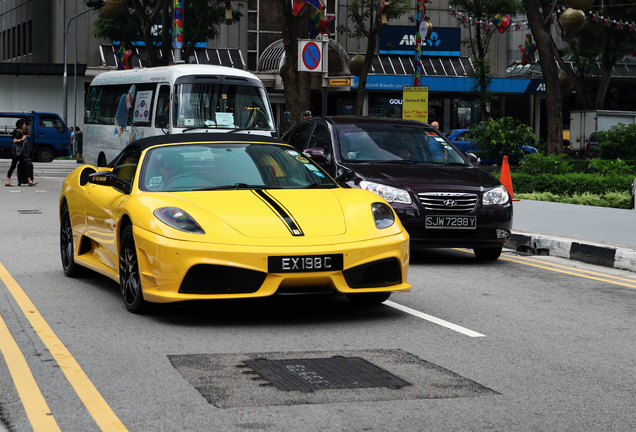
[500,155,519,201]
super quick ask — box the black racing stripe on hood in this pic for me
[252,190,304,237]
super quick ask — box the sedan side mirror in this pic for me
[88,171,131,194]
[466,152,480,166]
[334,169,356,186]
[303,147,326,163]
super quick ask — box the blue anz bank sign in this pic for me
[378,26,461,56]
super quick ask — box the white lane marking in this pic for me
[385,300,486,338]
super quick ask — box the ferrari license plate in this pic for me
[268,254,344,273]
[426,215,476,229]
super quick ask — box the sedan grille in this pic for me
[418,192,478,214]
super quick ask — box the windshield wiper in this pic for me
[193,183,280,191]
[375,160,419,164]
[441,162,468,166]
[301,183,337,189]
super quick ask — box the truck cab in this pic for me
[0,112,73,162]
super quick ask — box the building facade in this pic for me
[2,0,631,139]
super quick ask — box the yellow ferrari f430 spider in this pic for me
[60,134,410,313]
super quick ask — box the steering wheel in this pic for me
[165,174,199,188]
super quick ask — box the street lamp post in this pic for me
[62,1,105,127]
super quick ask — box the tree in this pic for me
[449,0,525,120]
[338,0,411,115]
[522,0,564,155]
[556,1,636,110]
[273,0,314,125]
[93,0,241,67]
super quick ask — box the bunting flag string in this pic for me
[450,7,636,33]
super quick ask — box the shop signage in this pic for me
[402,86,428,122]
[378,26,461,56]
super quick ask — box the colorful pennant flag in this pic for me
[492,14,511,33]
[310,8,334,38]
[519,34,536,65]
[292,0,322,16]
[375,0,389,26]
[115,46,132,70]
[173,0,183,49]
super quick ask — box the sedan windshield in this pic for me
[336,124,467,165]
[140,143,336,192]
[174,83,274,131]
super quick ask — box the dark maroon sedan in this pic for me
[282,116,512,260]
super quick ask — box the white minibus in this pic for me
[83,64,275,166]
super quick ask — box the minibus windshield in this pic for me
[174,83,274,131]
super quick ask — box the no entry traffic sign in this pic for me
[298,40,327,72]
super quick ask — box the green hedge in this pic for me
[509,173,634,195]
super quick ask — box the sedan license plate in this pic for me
[426,215,476,229]
[268,254,343,273]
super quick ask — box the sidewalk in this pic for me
[508,200,636,272]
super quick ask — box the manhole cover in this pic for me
[242,356,411,392]
[169,349,500,408]
[18,210,42,214]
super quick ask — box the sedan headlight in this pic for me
[482,185,510,206]
[154,207,205,234]
[371,202,395,229]
[360,181,412,204]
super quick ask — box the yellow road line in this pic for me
[499,255,636,289]
[0,263,128,431]
[454,249,636,289]
[0,315,61,432]
[501,254,636,283]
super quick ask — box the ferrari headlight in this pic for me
[360,181,412,204]
[482,185,510,206]
[154,207,205,234]
[371,202,395,229]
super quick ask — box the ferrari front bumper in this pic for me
[132,226,411,303]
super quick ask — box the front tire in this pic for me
[473,247,503,261]
[35,145,55,162]
[346,292,391,305]
[119,225,147,314]
[60,203,83,277]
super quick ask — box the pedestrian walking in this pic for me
[5,119,37,186]
[303,110,312,119]
[75,126,83,163]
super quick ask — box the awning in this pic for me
[507,58,636,79]
[0,63,86,76]
[370,55,473,77]
[99,45,246,69]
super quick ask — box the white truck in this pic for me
[569,110,636,156]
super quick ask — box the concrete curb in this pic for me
[506,232,636,273]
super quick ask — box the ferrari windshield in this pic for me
[140,143,336,192]
[174,83,274,130]
[336,124,467,165]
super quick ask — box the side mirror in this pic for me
[466,152,480,166]
[88,171,130,194]
[282,111,292,126]
[334,169,356,186]
[156,113,168,129]
[303,147,326,163]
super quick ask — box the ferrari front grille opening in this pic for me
[179,264,267,294]
[343,258,402,289]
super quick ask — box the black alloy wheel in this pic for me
[60,203,83,277]
[119,225,147,313]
